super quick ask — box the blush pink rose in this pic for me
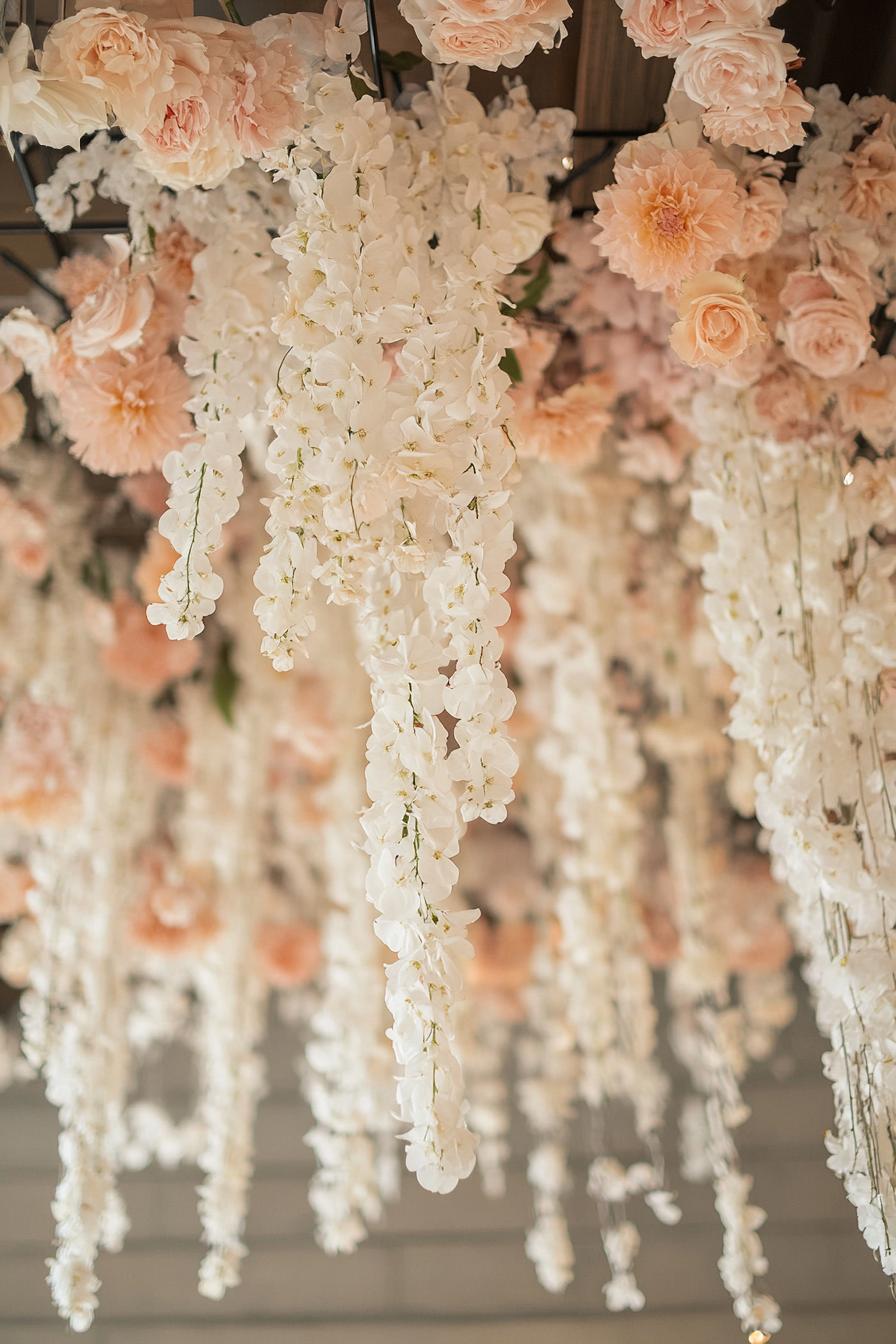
[673,24,794,111]
[701,80,811,154]
[731,174,787,258]
[747,363,823,440]
[429,15,534,69]
[40,6,171,124]
[780,272,872,379]
[836,351,896,447]
[842,127,896,223]
[69,237,154,359]
[669,270,765,368]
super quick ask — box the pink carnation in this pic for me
[594,142,742,292]
[254,920,321,988]
[58,347,191,476]
[102,591,200,695]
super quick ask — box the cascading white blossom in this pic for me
[692,384,896,1283]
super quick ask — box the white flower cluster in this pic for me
[692,385,896,1281]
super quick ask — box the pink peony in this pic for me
[254,920,321,988]
[58,347,191,476]
[0,700,80,829]
[102,591,200,694]
[673,24,795,112]
[732,173,787,258]
[513,374,614,466]
[669,270,765,368]
[69,237,154,359]
[594,142,743,293]
[836,351,896,447]
[0,389,26,451]
[136,714,190,786]
[701,80,811,154]
[842,126,896,223]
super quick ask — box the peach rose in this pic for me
[669,271,765,368]
[842,127,896,223]
[674,24,794,112]
[732,174,787,258]
[836,351,896,447]
[0,389,26,451]
[429,14,533,70]
[701,80,811,154]
[40,7,171,125]
[747,363,823,440]
[254,920,321,988]
[70,238,154,359]
[780,275,872,379]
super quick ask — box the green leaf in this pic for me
[514,255,551,314]
[212,638,239,726]
[499,348,523,383]
[349,70,375,100]
[381,49,421,72]
[80,549,110,601]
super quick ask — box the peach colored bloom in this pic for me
[128,870,221,956]
[53,253,111,309]
[618,0,775,56]
[468,920,535,995]
[732,174,787,258]
[673,24,794,112]
[513,374,614,467]
[0,861,32,921]
[59,348,191,476]
[254,920,321,988]
[429,14,533,69]
[842,125,896,223]
[594,142,742,293]
[619,428,687,482]
[227,32,304,157]
[135,529,179,605]
[136,714,190,786]
[102,591,200,695]
[0,348,23,395]
[69,237,154,359]
[669,270,765,368]
[836,351,896,447]
[41,6,172,125]
[0,485,49,581]
[0,700,80,829]
[780,272,872,379]
[153,222,201,305]
[0,309,56,381]
[121,470,170,517]
[701,80,811,154]
[0,389,25,451]
[509,322,560,407]
[747,362,824,440]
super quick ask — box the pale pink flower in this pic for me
[701,80,811,153]
[59,348,191,476]
[69,236,154,359]
[842,125,896,223]
[836,351,896,447]
[0,485,49,581]
[509,323,560,409]
[594,142,742,293]
[129,858,220,956]
[136,714,190,786]
[40,6,171,125]
[52,253,111,309]
[0,860,31,922]
[780,271,872,379]
[135,529,179,605]
[0,348,23,395]
[513,374,614,466]
[0,700,80,829]
[618,0,776,56]
[731,174,787,258]
[0,389,25,451]
[102,591,200,695]
[0,309,56,381]
[747,362,824,440]
[619,428,687,482]
[669,270,765,368]
[226,32,304,157]
[121,470,170,517]
[429,14,535,69]
[674,24,795,112]
[254,920,321,988]
[153,223,201,302]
